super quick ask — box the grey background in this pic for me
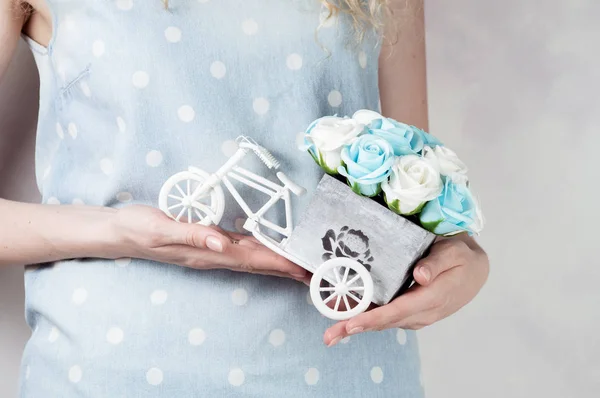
[1,1,598,397]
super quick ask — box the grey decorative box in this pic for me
[284,174,436,306]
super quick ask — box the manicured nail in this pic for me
[419,266,431,282]
[328,336,342,347]
[206,236,224,252]
[347,327,364,335]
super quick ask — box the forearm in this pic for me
[379,0,428,130]
[0,199,120,267]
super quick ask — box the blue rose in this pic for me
[410,126,444,147]
[367,117,424,156]
[419,177,484,236]
[338,135,395,197]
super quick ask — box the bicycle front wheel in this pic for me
[158,170,225,226]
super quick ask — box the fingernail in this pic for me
[328,336,342,347]
[205,236,223,252]
[347,327,364,335]
[419,266,431,282]
[292,272,307,279]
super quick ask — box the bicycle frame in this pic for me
[189,146,294,239]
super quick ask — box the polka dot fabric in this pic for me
[20,1,423,397]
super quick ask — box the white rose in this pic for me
[303,116,364,173]
[422,145,469,185]
[352,109,383,125]
[382,155,443,215]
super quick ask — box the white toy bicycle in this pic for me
[158,136,374,320]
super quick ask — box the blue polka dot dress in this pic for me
[20,1,424,396]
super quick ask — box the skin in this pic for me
[1,0,489,348]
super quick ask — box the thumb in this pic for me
[162,221,229,252]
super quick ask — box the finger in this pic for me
[323,321,349,347]
[413,239,469,286]
[344,285,434,334]
[227,243,308,279]
[160,222,230,253]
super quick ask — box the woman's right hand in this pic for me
[110,205,310,283]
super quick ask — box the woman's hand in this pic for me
[110,205,310,283]
[323,234,489,346]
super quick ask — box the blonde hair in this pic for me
[162,0,393,41]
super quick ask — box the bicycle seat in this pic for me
[276,172,306,196]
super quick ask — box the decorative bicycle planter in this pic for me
[158,136,436,321]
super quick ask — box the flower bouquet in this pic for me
[283,110,484,306]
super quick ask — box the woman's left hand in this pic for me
[323,234,490,346]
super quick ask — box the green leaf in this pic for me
[385,197,425,216]
[350,181,362,195]
[318,151,338,175]
[421,218,443,233]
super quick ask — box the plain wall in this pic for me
[1,1,598,397]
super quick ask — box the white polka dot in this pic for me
[396,329,407,345]
[72,288,88,305]
[242,19,258,35]
[146,150,163,167]
[69,365,82,383]
[210,61,226,79]
[305,368,319,385]
[178,105,195,122]
[25,365,30,380]
[231,288,248,306]
[253,97,270,115]
[146,367,163,386]
[306,291,313,305]
[92,40,105,57]
[268,329,285,347]
[359,51,367,69]
[100,158,114,175]
[68,123,78,139]
[164,27,182,43]
[48,327,60,342]
[43,166,52,180]
[328,90,342,107]
[116,192,133,202]
[47,197,60,205]
[115,258,131,267]
[116,0,133,11]
[150,290,168,305]
[56,123,64,139]
[132,71,149,88]
[295,132,306,148]
[188,328,206,346]
[371,366,384,384]
[221,140,239,157]
[234,218,246,233]
[72,198,84,205]
[340,336,351,344]
[80,81,92,97]
[106,327,124,345]
[286,53,303,70]
[228,368,245,386]
[117,117,126,133]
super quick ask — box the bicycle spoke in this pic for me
[334,295,341,311]
[323,292,338,305]
[187,179,190,195]
[175,184,186,197]
[194,209,204,221]
[168,194,183,201]
[346,274,361,287]
[175,207,186,221]
[187,208,192,223]
[348,286,365,292]
[343,295,351,311]
[347,292,362,303]
[342,266,350,283]
[334,267,341,283]
[168,203,183,211]
[319,287,336,292]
